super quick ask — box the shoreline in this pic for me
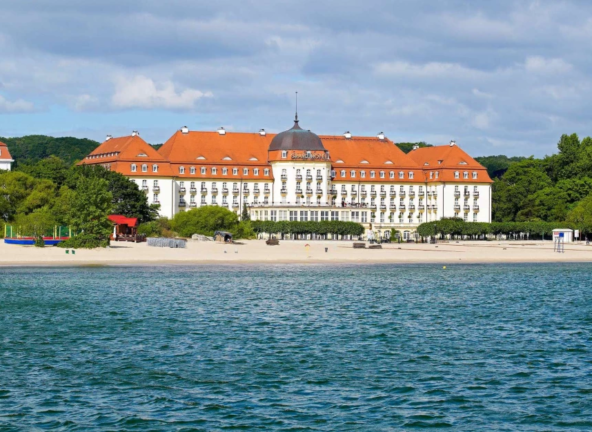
[1,239,591,267]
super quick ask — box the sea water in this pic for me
[0,264,591,430]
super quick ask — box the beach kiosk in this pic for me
[108,215,144,242]
[552,228,573,243]
[214,231,233,243]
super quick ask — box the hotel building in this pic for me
[0,141,13,171]
[81,118,492,239]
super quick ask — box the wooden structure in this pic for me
[214,231,233,243]
[108,215,145,242]
[266,238,280,246]
[353,242,366,249]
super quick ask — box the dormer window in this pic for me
[222,168,228,175]
[390,171,394,179]
[212,167,217,175]
[281,151,287,159]
[380,171,385,178]
[360,171,366,178]
[254,168,259,176]
[370,171,375,178]
[190,166,196,174]
[201,167,206,175]
[179,166,185,174]
[152,165,158,173]
[473,172,478,179]
[409,172,414,179]
[463,171,468,179]
[306,151,312,158]
[341,170,346,177]
[142,164,148,172]
[351,170,356,178]
[131,164,137,172]
[233,168,238,175]
[243,168,249,175]
[399,171,404,179]
[454,171,459,179]
[264,168,269,176]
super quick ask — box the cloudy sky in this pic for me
[0,0,590,156]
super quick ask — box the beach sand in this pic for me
[1,239,591,266]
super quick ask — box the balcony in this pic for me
[232,202,240,207]
[179,187,186,193]
[341,189,348,195]
[399,191,406,198]
[233,188,240,194]
[369,204,377,209]
[179,201,187,208]
[360,190,367,197]
[454,191,461,198]
[221,203,229,208]
[409,204,416,211]
[432,205,438,210]
[253,188,260,194]
[390,205,396,211]
[474,205,480,211]
[316,189,323,195]
[399,204,406,210]
[201,188,208,194]
[264,188,271,194]
[281,188,288,194]
[432,191,438,197]
[295,188,303,194]
[306,188,313,195]
[211,188,219,194]
[418,204,425,210]
[316,175,323,181]
[464,205,471,211]
[454,205,461,211]
[380,191,387,197]
[281,174,288,180]
[474,191,480,198]
[380,204,387,211]
[409,191,415,198]
[153,200,161,205]
[296,175,303,181]
[153,186,160,192]
[370,191,377,197]
[243,188,250,194]
[464,191,471,197]
[141,186,149,193]
[389,190,396,196]
[329,189,337,195]
[222,188,229,194]
[306,174,313,181]
[351,190,358,196]
[190,202,197,208]
[190,187,197,194]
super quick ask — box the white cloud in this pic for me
[111,75,212,110]
[0,94,34,113]
[374,61,483,80]
[523,56,573,74]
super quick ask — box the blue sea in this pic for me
[1,264,591,431]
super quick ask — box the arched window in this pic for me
[142,164,148,172]
[131,164,137,172]
[152,164,158,173]
[190,166,196,174]
[179,166,185,174]
[341,170,346,177]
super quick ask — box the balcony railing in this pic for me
[221,203,229,207]
[454,205,461,211]
[232,202,239,207]
[306,175,313,181]
[243,189,250,194]
[329,189,337,195]
[201,188,208,194]
[153,200,160,205]
[179,187,186,193]
[409,205,416,211]
[380,191,387,197]
[390,205,396,211]
[306,188,313,195]
[211,188,219,194]
[351,190,357,196]
[233,188,240,194]
[360,190,367,196]
[316,189,323,195]
[369,204,377,209]
[454,191,461,198]
[190,202,197,208]
[295,189,303,194]
[390,190,396,196]
[474,191,480,198]
[399,191,406,197]
[464,205,471,211]
[141,186,149,192]
[179,201,187,207]
[222,188,229,194]
[370,191,377,197]
[281,174,288,180]
[296,175,302,181]
[316,175,323,181]
[253,188,260,194]
[399,204,406,210]
[153,186,160,192]
[380,204,387,210]
[474,205,480,211]
[341,189,348,195]
[418,205,425,210]
[281,188,288,194]
[190,187,197,194]
[409,191,415,198]
[264,188,271,194]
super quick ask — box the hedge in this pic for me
[417,218,587,238]
[251,220,365,237]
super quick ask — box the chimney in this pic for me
[181,126,189,134]
[412,144,419,150]
[450,140,456,146]
[377,132,385,140]
[217,127,226,135]
[105,134,112,141]
[259,128,266,136]
[344,131,352,139]
[131,130,139,137]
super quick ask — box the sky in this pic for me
[0,0,591,157]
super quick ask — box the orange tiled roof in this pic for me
[408,144,493,183]
[0,141,13,160]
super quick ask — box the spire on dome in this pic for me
[295,91,299,124]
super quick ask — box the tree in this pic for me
[15,206,56,246]
[0,171,56,221]
[396,142,432,154]
[62,177,113,248]
[171,206,250,238]
[241,203,250,221]
[17,156,70,187]
[567,194,592,234]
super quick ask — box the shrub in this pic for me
[58,234,110,249]
[251,220,365,237]
[34,236,45,247]
[138,217,174,237]
[171,206,253,239]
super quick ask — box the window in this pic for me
[264,169,269,176]
[190,166,196,174]
[321,211,329,221]
[399,171,404,179]
[472,172,478,179]
[212,167,217,175]
[351,170,356,178]
[409,172,414,179]
[474,186,478,192]
[142,180,147,187]
[300,211,308,221]
[463,171,468,179]
[429,172,433,179]
[380,171,385,178]
[390,171,395,179]
[341,170,346,177]
[435,172,439,179]
[306,151,312,158]
[142,164,148,172]
[473,213,478,222]
[153,164,158,172]
[331,211,339,221]
[153,194,159,202]
[281,151,287,159]
[271,210,277,221]
[361,212,368,223]
[254,168,259,176]
[310,211,319,221]
[233,168,238,175]
[370,171,375,178]
[243,168,248,175]
[179,166,185,174]
[454,171,459,179]
[201,167,207,175]
[290,211,298,221]
[331,170,336,177]
[131,164,137,172]
[361,171,366,178]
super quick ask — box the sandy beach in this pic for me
[1,239,591,266]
